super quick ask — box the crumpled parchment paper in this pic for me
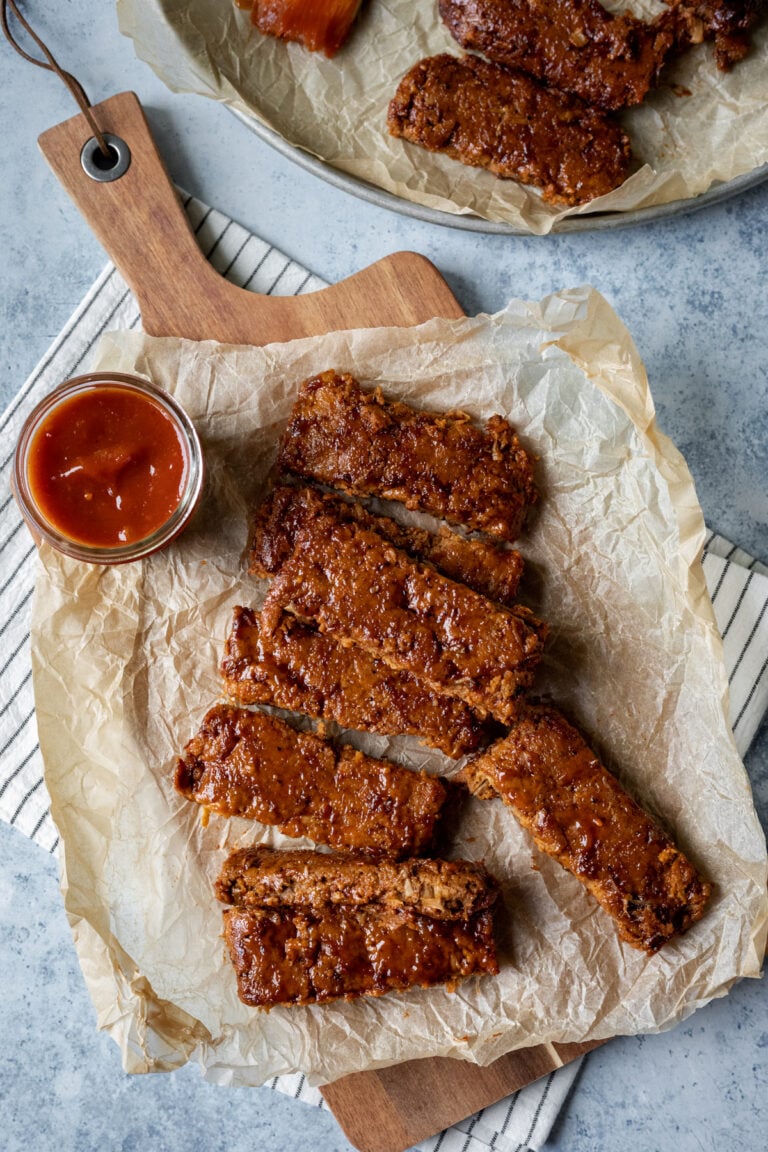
[116,0,768,234]
[32,287,768,1086]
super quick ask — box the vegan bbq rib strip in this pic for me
[218,846,500,1007]
[216,846,499,921]
[664,0,767,71]
[439,0,676,110]
[276,371,537,542]
[222,606,488,758]
[249,482,525,606]
[174,703,447,858]
[223,904,499,1007]
[387,54,632,207]
[261,514,547,723]
[458,704,712,953]
[248,0,363,56]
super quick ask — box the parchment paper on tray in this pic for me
[32,287,767,1085]
[116,0,768,234]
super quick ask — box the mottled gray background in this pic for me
[1,3,766,1151]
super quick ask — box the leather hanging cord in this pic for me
[1,0,110,156]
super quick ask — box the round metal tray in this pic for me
[231,107,768,234]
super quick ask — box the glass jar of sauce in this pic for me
[13,373,205,564]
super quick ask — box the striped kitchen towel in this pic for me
[1,193,766,1152]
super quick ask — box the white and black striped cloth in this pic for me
[1,194,766,1152]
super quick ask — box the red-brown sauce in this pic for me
[27,386,188,547]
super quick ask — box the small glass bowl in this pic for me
[13,372,205,565]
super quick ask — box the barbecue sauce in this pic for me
[27,385,188,547]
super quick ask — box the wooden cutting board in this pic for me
[38,90,597,1152]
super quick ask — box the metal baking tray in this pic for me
[231,107,768,235]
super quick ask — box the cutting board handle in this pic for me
[38,91,463,345]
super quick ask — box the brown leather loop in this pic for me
[1,0,110,156]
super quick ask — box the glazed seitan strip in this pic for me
[249,482,525,606]
[261,514,547,723]
[174,703,446,858]
[276,370,537,542]
[216,845,499,920]
[387,54,632,207]
[662,0,767,70]
[223,903,499,1007]
[222,606,487,758]
[458,704,712,953]
[249,0,363,57]
[439,0,675,111]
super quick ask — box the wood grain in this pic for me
[37,92,463,343]
[37,90,602,1152]
[321,1040,602,1152]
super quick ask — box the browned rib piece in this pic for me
[662,0,766,70]
[222,606,487,758]
[216,845,499,920]
[249,482,525,606]
[262,514,547,723]
[276,371,537,542]
[174,704,446,858]
[249,0,363,57]
[440,0,675,110]
[458,705,712,953]
[222,903,499,1007]
[387,55,632,207]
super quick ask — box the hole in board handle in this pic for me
[80,133,131,182]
